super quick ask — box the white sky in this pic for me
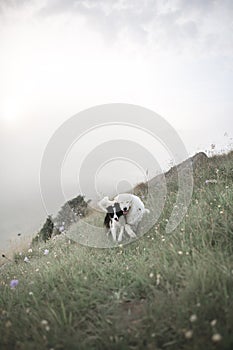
[0,0,233,248]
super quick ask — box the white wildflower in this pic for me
[210,319,217,327]
[184,330,193,339]
[205,179,217,184]
[190,314,197,322]
[41,320,48,326]
[212,333,222,342]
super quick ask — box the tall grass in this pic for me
[0,151,233,349]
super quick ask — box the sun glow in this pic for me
[1,97,23,126]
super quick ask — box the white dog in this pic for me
[98,196,137,242]
[114,193,150,228]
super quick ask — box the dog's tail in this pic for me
[98,196,115,212]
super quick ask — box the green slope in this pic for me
[0,151,233,350]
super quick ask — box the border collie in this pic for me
[104,203,125,242]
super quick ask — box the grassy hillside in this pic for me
[0,151,233,350]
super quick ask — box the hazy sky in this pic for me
[0,0,233,248]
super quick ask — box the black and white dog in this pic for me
[104,203,125,242]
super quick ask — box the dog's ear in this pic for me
[114,203,121,212]
[106,205,114,213]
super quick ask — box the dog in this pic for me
[104,203,125,242]
[113,193,150,229]
[98,197,137,242]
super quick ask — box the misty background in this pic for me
[0,0,233,250]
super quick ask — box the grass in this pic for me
[0,151,233,349]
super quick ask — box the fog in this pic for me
[1,0,233,250]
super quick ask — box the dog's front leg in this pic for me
[118,226,124,242]
[125,224,136,238]
[110,221,117,242]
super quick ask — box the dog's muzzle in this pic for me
[123,209,129,215]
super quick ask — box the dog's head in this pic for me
[104,203,123,228]
[108,203,122,219]
[114,194,132,215]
